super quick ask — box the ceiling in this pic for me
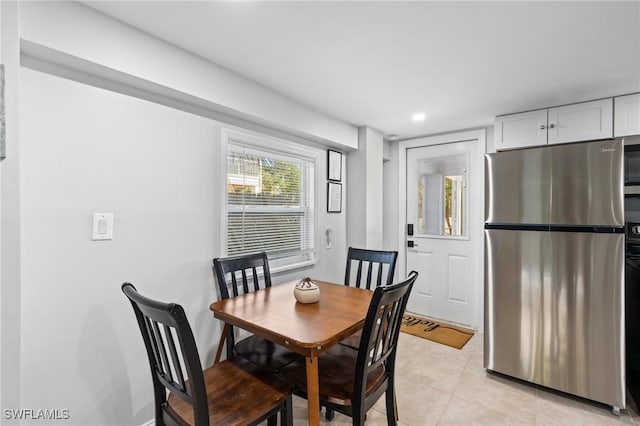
[84,1,640,141]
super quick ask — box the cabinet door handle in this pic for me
[548,123,556,129]
[539,125,547,130]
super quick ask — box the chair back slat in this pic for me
[252,268,260,292]
[365,262,374,290]
[152,323,189,397]
[122,283,209,426]
[376,264,384,288]
[377,301,402,363]
[355,261,363,288]
[230,273,239,297]
[212,252,272,359]
[145,317,164,382]
[240,270,248,294]
[164,324,186,392]
[152,321,173,384]
[345,247,398,290]
[353,271,417,413]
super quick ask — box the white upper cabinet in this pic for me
[495,109,547,150]
[547,98,613,145]
[495,98,613,151]
[614,93,640,137]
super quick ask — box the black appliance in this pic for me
[625,196,640,408]
[624,136,640,195]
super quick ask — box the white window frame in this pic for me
[220,128,318,273]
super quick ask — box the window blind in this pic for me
[227,143,315,266]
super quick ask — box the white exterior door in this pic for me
[402,134,484,328]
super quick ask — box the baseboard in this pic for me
[140,419,154,426]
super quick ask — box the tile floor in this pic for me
[289,332,640,425]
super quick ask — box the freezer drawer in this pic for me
[484,229,625,408]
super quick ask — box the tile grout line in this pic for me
[432,336,479,425]
[534,385,539,426]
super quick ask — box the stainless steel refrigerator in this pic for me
[484,139,625,412]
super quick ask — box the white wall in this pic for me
[0,2,354,424]
[364,128,384,249]
[19,1,358,150]
[383,139,400,255]
[19,67,218,424]
[1,0,23,415]
[18,65,346,424]
[346,127,384,249]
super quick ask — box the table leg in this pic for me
[213,323,229,365]
[305,355,320,426]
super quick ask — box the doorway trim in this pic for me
[397,129,486,329]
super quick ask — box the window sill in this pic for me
[270,259,317,275]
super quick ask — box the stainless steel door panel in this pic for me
[484,229,548,380]
[545,231,625,408]
[485,230,625,408]
[485,147,550,224]
[550,139,623,226]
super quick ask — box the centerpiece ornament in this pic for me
[294,277,320,304]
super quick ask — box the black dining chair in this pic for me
[212,252,302,371]
[121,283,293,426]
[339,247,399,351]
[344,247,398,290]
[279,271,418,426]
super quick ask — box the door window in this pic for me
[416,154,467,236]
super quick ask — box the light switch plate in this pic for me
[92,213,113,241]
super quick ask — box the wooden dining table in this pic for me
[209,279,373,426]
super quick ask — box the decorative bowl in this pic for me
[294,277,320,304]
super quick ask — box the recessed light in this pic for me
[388,134,399,141]
[412,113,426,122]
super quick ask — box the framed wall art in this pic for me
[327,149,342,181]
[327,182,342,213]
